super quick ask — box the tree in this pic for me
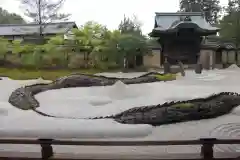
[88,30,121,69]
[0,37,9,60]
[180,0,221,24]
[44,35,67,67]
[117,34,150,68]
[224,0,240,13]
[180,0,202,12]
[11,40,35,67]
[118,15,142,35]
[220,1,240,50]
[19,0,71,35]
[72,21,108,67]
[0,7,26,24]
[117,15,149,68]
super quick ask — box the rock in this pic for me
[54,74,110,87]
[10,87,240,127]
[108,92,240,126]
[9,83,51,110]
[164,62,171,74]
[178,61,185,76]
[8,87,39,110]
[195,63,203,74]
[8,72,172,110]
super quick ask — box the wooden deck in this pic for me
[0,151,240,160]
[1,138,240,159]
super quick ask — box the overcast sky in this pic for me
[0,0,229,34]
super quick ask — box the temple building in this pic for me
[143,12,239,70]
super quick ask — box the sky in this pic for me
[0,0,229,34]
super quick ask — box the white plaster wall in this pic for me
[222,51,228,64]
[200,49,212,69]
[143,49,161,68]
[228,51,236,63]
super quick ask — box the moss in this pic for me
[0,68,101,80]
[154,74,176,81]
[0,67,177,81]
[171,103,195,108]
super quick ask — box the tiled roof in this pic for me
[202,36,236,49]
[153,12,219,32]
[0,22,77,36]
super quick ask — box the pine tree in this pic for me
[0,7,25,24]
[180,0,221,24]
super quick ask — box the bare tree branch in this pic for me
[19,0,71,36]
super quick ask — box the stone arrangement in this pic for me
[108,92,240,126]
[8,72,171,110]
[32,92,240,126]
[8,72,240,127]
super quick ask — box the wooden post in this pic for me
[200,138,216,159]
[39,139,54,160]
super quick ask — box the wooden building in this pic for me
[0,22,78,43]
[144,12,224,70]
[201,36,240,69]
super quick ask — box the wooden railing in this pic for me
[1,138,240,160]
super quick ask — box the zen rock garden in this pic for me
[5,11,240,128]
[8,72,240,126]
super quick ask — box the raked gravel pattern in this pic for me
[2,66,240,156]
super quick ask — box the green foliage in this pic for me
[220,2,240,47]
[119,15,142,35]
[72,21,107,52]
[0,67,100,80]
[0,37,9,59]
[47,35,65,45]
[0,17,152,70]
[0,7,26,24]
[219,12,240,42]
[11,40,23,54]
[154,74,177,81]
[117,34,150,56]
[224,0,240,13]
[117,15,150,68]
[179,0,221,24]
[22,44,35,53]
[90,29,121,62]
[20,54,35,66]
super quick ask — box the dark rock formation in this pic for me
[32,92,240,126]
[195,63,203,74]
[108,92,240,126]
[8,72,170,110]
[8,87,38,110]
[164,61,171,74]
[8,84,50,110]
[10,73,240,127]
[177,61,185,76]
